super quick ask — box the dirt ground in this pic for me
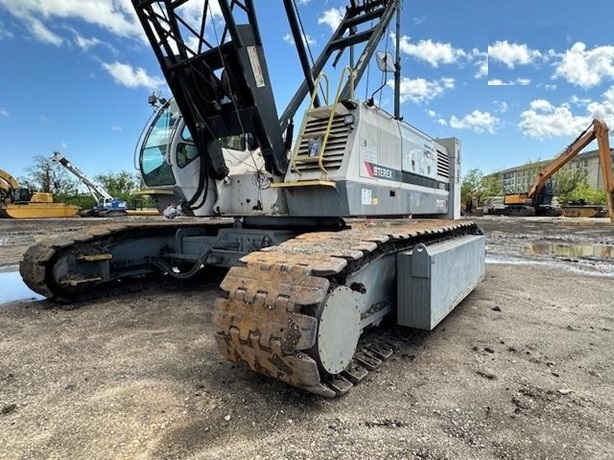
[0,215,613,460]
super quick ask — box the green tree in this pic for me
[481,173,503,200]
[564,182,607,205]
[24,155,80,196]
[94,171,141,202]
[553,165,588,201]
[461,168,484,210]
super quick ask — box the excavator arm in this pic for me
[527,119,614,221]
[0,168,19,197]
[594,120,614,221]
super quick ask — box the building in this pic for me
[485,148,614,195]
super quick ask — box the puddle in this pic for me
[0,271,44,305]
[486,256,614,278]
[522,242,614,259]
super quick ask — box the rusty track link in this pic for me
[19,220,230,302]
[213,219,480,397]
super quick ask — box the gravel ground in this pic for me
[0,215,613,460]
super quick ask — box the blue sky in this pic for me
[1,0,614,183]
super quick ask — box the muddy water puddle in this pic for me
[0,271,44,305]
[487,240,614,278]
[522,242,614,259]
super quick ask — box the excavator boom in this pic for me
[595,121,614,221]
[499,119,614,219]
[528,119,607,197]
[527,119,614,222]
[0,168,19,194]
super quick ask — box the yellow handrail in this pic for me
[308,72,329,108]
[291,67,356,176]
[315,66,356,173]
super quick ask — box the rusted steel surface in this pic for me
[214,219,479,397]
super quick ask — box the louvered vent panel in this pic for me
[436,150,451,179]
[294,115,350,172]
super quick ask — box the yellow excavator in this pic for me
[0,168,79,218]
[501,119,614,220]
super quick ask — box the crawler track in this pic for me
[19,217,480,396]
[213,219,480,397]
[19,220,232,302]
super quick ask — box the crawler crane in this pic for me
[52,152,129,217]
[21,0,485,396]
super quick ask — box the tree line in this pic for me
[20,156,153,209]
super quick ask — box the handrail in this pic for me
[290,72,329,174]
[315,66,356,173]
[291,67,356,176]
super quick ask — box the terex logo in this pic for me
[364,161,397,180]
[372,165,393,179]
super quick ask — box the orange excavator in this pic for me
[502,119,614,221]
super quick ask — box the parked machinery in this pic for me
[21,0,485,396]
[496,119,614,219]
[52,152,128,217]
[0,168,79,218]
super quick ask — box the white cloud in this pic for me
[488,40,542,68]
[569,95,591,106]
[111,125,122,132]
[394,77,455,104]
[518,99,592,138]
[0,18,14,39]
[0,0,141,43]
[74,34,103,51]
[529,99,553,111]
[553,42,614,88]
[28,16,63,46]
[521,90,614,136]
[585,87,614,121]
[412,15,426,26]
[0,107,9,117]
[283,33,315,46]
[318,8,344,31]
[426,108,447,126]
[493,101,508,113]
[474,54,488,79]
[398,36,466,67]
[488,78,531,86]
[449,110,499,134]
[101,61,165,91]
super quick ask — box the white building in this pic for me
[486,148,614,194]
